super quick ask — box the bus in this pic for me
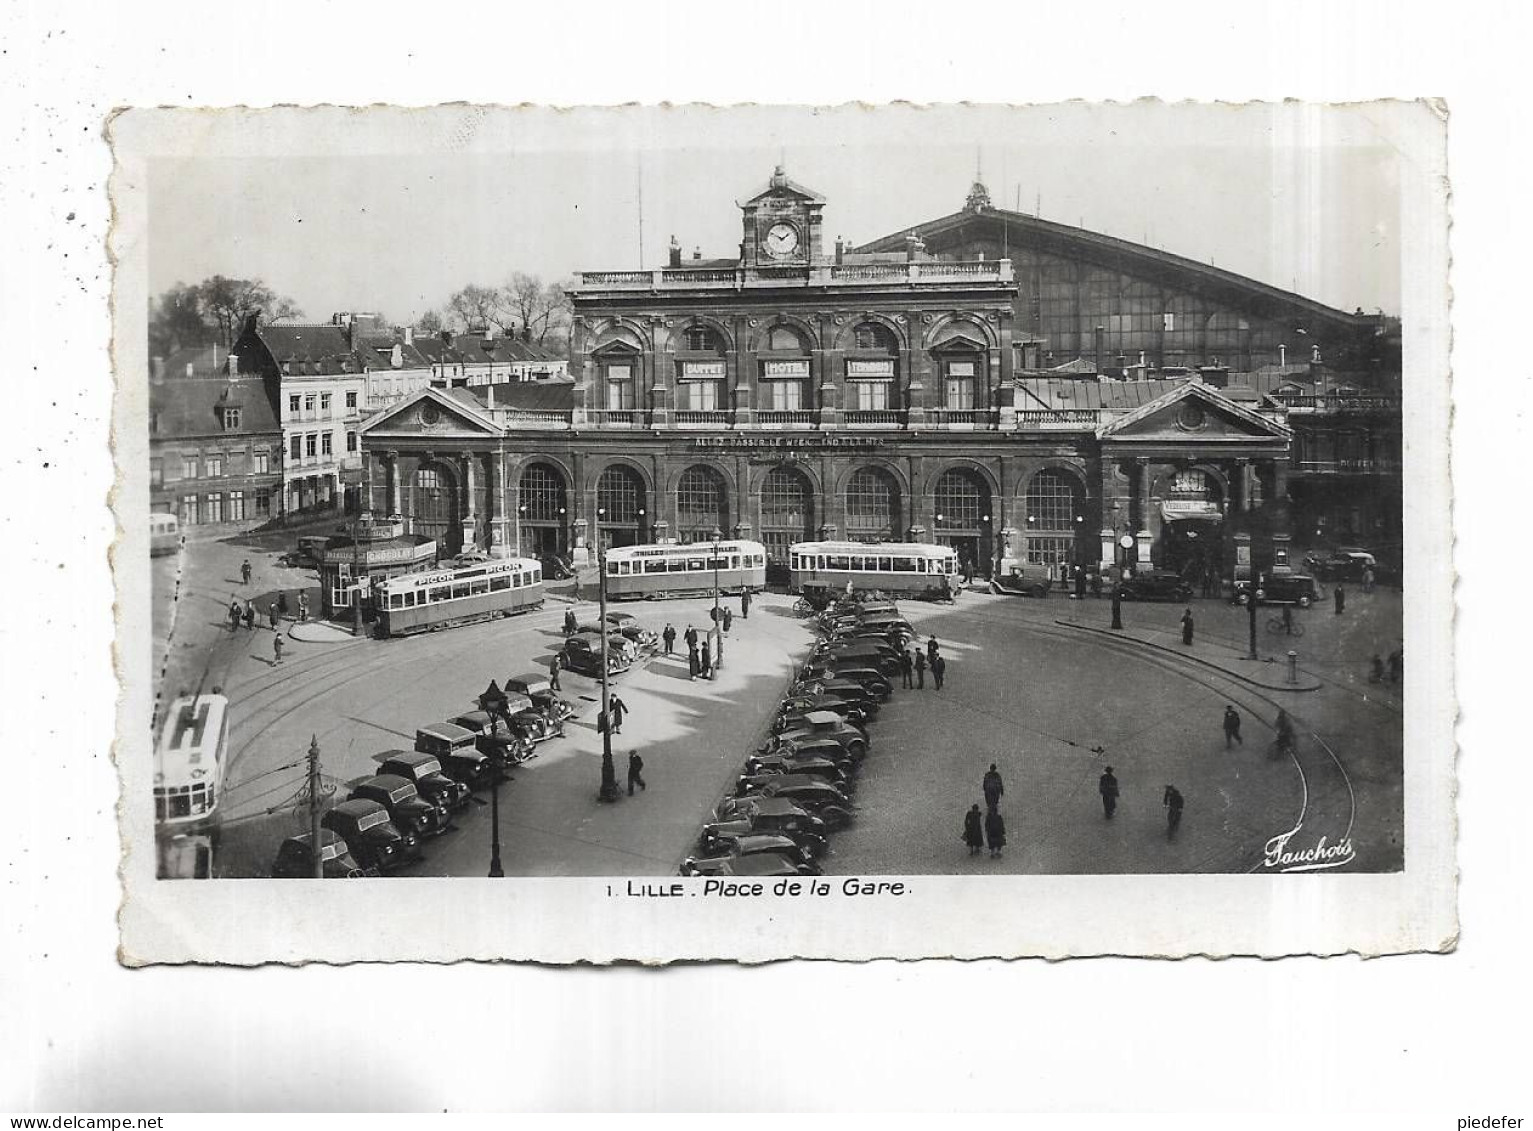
[375,556,544,636]
[603,540,768,601]
[154,691,230,832]
[150,512,181,557]
[788,541,959,601]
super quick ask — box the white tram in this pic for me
[788,541,959,601]
[150,512,181,557]
[376,556,545,636]
[154,691,230,830]
[603,540,767,600]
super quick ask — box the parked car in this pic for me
[678,852,818,878]
[498,691,561,744]
[744,751,849,786]
[1117,569,1193,602]
[577,622,641,663]
[798,661,894,701]
[600,611,661,654]
[991,561,1053,598]
[1232,573,1323,607]
[769,710,869,761]
[790,677,883,716]
[504,672,579,722]
[701,797,829,856]
[441,712,533,767]
[734,773,852,814]
[417,721,505,786]
[679,832,823,876]
[349,774,450,839]
[377,751,472,812]
[718,790,852,832]
[1301,548,1378,581]
[271,829,365,879]
[559,631,631,677]
[775,692,872,729]
[320,798,419,873]
[813,636,901,663]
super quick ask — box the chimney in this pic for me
[486,385,496,410]
[151,356,165,384]
[904,232,925,262]
[835,236,844,265]
[404,325,414,345]
[1093,326,1106,375]
[692,246,702,261]
[1279,343,1287,368]
[390,343,403,369]
[482,326,495,344]
[668,235,682,268]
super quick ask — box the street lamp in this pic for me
[596,545,621,803]
[710,527,726,674]
[351,511,364,637]
[477,680,509,877]
[1246,572,1265,661]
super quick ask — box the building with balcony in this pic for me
[356,167,1401,582]
[149,345,284,534]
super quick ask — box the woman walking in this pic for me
[963,804,985,856]
[984,807,1007,859]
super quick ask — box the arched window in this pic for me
[766,325,805,352]
[684,324,721,352]
[1169,469,1213,500]
[759,467,815,566]
[934,467,993,577]
[518,463,568,559]
[596,465,646,548]
[676,465,729,542]
[853,322,895,351]
[1023,469,1085,569]
[759,325,811,414]
[846,323,898,413]
[845,467,900,540]
[408,463,459,551]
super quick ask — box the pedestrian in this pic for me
[1074,565,1086,601]
[1111,583,1123,630]
[243,601,255,631]
[228,599,242,631]
[701,639,713,679]
[662,623,677,656]
[1223,705,1243,748]
[277,590,289,617]
[548,654,562,692]
[627,749,646,795]
[272,634,285,664]
[241,559,252,585]
[899,649,914,689]
[1334,585,1346,615]
[688,643,700,681]
[984,807,1007,858]
[931,653,946,690]
[1362,565,1375,594]
[1370,653,1385,683]
[684,624,698,652]
[1058,561,1070,591]
[563,609,578,637]
[1282,605,1294,635]
[914,649,926,689]
[1163,785,1184,837]
[609,694,628,734]
[1099,766,1119,819]
[926,636,940,665]
[723,608,734,635]
[1090,569,1103,598]
[1274,708,1295,756]
[267,602,279,631]
[740,590,751,619]
[1180,606,1195,646]
[963,804,984,856]
[572,577,583,602]
[982,763,1004,812]
[297,591,309,623]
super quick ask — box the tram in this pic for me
[150,512,181,557]
[154,690,229,831]
[787,541,959,601]
[603,540,768,600]
[376,556,544,636]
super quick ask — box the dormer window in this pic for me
[221,407,242,432]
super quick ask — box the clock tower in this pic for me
[739,164,826,269]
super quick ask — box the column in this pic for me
[1233,458,1250,513]
[386,450,401,516]
[1134,458,1152,534]
[459,452,479,550]
[1099,455,1120,571]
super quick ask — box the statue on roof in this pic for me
[965,180,992,212]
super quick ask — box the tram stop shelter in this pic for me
[318,512,438,620]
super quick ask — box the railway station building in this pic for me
[359,167,1402,583]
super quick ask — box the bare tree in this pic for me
[503,273,573,354]
[446,284,514,335]
[415,308,445,335]
[196,275,302,349]
[148,282,211,358]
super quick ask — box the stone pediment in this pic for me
[362,389,500,438]
[1097,382,1289,444]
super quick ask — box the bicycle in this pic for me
[1265,615,1304,638]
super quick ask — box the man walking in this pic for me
[982,763,1004,812]
[268,601,280,631]
[1180,606,1195,646]
[297,591,309,623]
[1074,564,1087,601]
[662,623,677,656]
[627,749,646,795]
[722,608,734,635]
[241,559,253,586]
[899,648,914,689]
[688,642,700,681]
[1334,585,1346,615]
[684,624,698,654]
[1223,705,1243,748]
[609,694,628,735]
[228,599,242,632]
[984,807,1007,859]
[1163,785,1184,838]
[243,601,255,631]
[914,649,927,689]
[740,590,751,619]
[548,654,562,692]
[963,804,984,856]
[1099,766,1119,819]
[701,639,713,680]
[1362,565,1375,594]
[272,634,285,665]
[931,653,946,690]
[926,636,940,667]
[563,609,578,637]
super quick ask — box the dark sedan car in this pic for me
[320,798,419,873]
[789,677,883,716]
[701,797,829,857]
[1117,569,1193,602]
[349,774,450,839]
[769,710,869,761]
[798,661,894,701]
[504,673,579,722]
[718,790,853,832]
[271,829,365,878]
[377,751,472,812]
[679,832,823,876]
[680,853,818,878]
[775,692,872,729]
[743,752,849,786]
[559,632,631,677]
[416,721,504,786]
[991,562,1053,598]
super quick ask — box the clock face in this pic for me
[764,222,799,259]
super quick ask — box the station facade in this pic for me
[359,168,1401,583]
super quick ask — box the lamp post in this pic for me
[1246,572,1264,661]
[711,527,724,673]
[596,545,621,802]
[477,680,509,877]
[351,511,364,637]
